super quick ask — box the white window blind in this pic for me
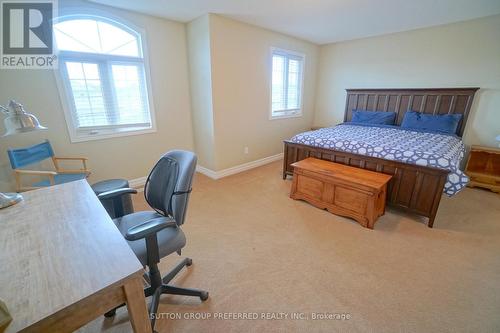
[271,48,304,118]
[54,16,154,141]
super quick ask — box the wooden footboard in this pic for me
[283,141,449,227]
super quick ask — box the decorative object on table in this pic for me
[465,145,500,193]
[0,299,12,333]
[7,140,90,192]
[0,192,22,209]
[496,134,500,148]
[290,157,392,229]
[0,100,48,209]
[92,179,134,219]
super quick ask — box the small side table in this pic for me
[92,179,134,218]
[465,145,500,193]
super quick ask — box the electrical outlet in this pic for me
[244,146,249,154]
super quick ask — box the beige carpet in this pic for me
[80,161,500,333]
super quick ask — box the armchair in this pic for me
[7,140,90,192]
[97,150,208,332]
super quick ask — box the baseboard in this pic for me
[128,176,147,191]
[195,165,219,179]
[128,153,283,188]
[196,153,284,180]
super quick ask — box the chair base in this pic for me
[104,257,208,331]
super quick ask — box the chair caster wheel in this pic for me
[200,291,209,301]
[186,258,193,266]
[104,309,116,317]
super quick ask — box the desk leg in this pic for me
[124,276,151,333]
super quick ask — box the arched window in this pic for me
[54,15,155,141]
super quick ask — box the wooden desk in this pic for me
[0,180,150,333]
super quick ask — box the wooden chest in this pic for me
[290,158,392,229]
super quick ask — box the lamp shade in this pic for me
[1,100,47,136]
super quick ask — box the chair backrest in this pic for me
[144,150,197,226]
[7,140,54,169]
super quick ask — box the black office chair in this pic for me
[97,150,208,330]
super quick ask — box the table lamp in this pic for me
[0,100,47,209]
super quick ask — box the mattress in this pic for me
[289,123,469,196]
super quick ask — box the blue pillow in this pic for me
[401,111,462,134]
[351,110,396,125]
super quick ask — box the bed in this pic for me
[283,88,479,227]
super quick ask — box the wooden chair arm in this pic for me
[53,156,88,161]
[52,156,89,174]
[57,169,91,175]
[14,170,56,191]
[14,169,57,176]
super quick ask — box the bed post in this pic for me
[427,175,447,228]
[282,142,289,179]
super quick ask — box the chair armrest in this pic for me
[56,169,91,174]
[14,169,57,176]
[97,188,137,200]
[53,156,88,161]
[125,217,177,241]
[53,156,89,174]
[14,169,57,191]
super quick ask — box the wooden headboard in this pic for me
[344,88,479,136]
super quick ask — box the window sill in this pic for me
[269,111,303,120]
[69,126,156,143]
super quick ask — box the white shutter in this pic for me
[270,48,304,118]
[54,16,154,141]
[65,62,108,127]
[110,63,150,126]
[63,60,150,129]
[286,58,301,109]
[272,54,286,111]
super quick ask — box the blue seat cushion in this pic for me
[32,173,87,187]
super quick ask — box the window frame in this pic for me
[53,12,156,143]
[269,47,305,120]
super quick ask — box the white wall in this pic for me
[184,14,319,171]
[209,14,319,170]
[186,15,217,170]
[314,14,500,147]
[0,0,194,191]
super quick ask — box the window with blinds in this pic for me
[270,48,304,119]
[54,16,154,142]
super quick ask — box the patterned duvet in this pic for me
[289,123,469,196]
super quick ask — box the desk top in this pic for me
[291,157,392,190]
[0,180,143,333]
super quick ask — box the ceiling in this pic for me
[88,0,500,44]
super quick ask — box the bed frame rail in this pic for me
[283,141,448,227]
